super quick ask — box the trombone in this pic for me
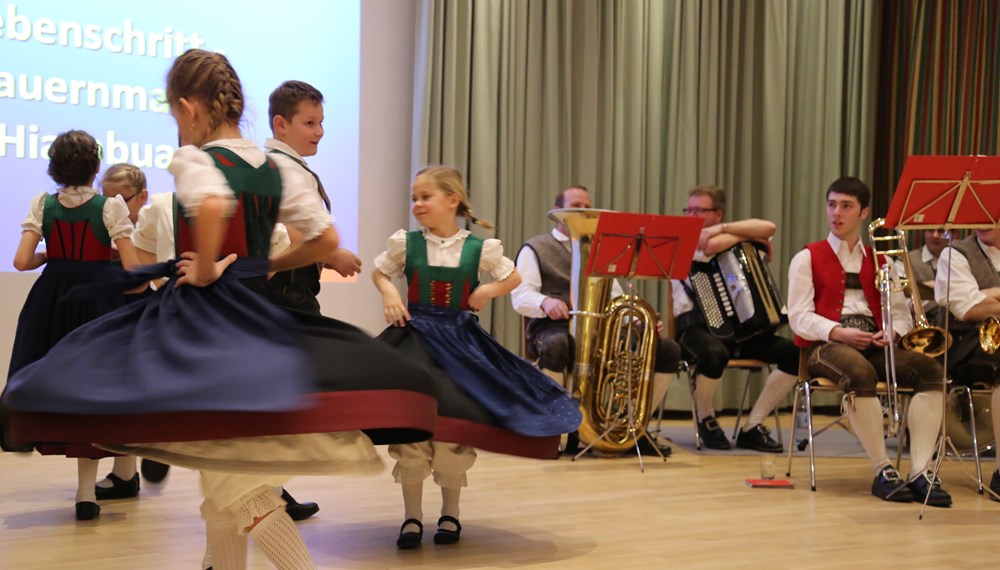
[869,218,953,437]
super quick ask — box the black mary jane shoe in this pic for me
[75,501,101,521]
[396,518,423,549]
[140,459,170,483]
[95,472,140,500]
[433,515,462,545]
[281,489,320,522]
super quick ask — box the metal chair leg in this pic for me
[786,383,801,477]
[732,369,755,440]
[688,368,702,450]
[964,386,985,493]
[804,382,817,492]
[895,395,910,470]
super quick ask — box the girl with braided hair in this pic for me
[374,166,580,549]
[1,130,141,521]
[3,49,437,568]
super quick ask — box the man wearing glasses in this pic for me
[672,185,799,452]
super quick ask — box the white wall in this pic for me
[317,0,417,335]
[0,2,418,387]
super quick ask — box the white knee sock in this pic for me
[695,375,722,421]
[907,391,944,477]
[650,374,672,413]
[248,509,314,570]
[440,487,461,520]
[200,499,247,570]
[401,482,423,534]
[111,456,137,480]
[846,396,891,475]
[745,370,797,429]
[76,458,99,503]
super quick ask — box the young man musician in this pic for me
[511,185,682,455]
[934,226,1000,499]
[672,185,799,452]
[789,176,950,505]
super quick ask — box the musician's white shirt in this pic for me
[512,228,623,319]
[788,232,912,342]
[935,237,1000,320]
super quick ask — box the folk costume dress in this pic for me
[2,141,437,475]
[2,187,134,458]
[376,228,581,459]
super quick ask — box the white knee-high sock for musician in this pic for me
[745,370,797,430]
[993,387,1000,473]
[248,509,314,570]
[846,396,892,475]
[76,458,99,503]
[401,482,423,534]
[695,375,722,421]
[907,391,944,477]
[200,499,247,570]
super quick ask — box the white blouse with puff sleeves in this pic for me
[374,228,515,282]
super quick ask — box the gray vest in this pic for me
[907,247,938,316]
[520,233,572,342]
[939,235,1000,330]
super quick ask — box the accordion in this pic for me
[686,241,788,342]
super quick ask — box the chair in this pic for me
[785,352,911,491]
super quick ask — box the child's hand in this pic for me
[325,248,362,277]
[467,288,490,312]
[383,290,411,327]
[175,251,237,288]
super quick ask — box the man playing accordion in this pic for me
[672,185,799,452]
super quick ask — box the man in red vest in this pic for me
[787,177,950,506]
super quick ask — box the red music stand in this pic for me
[586,212,702,281]
[572,212,702,468]
[884,155,1000,515]
[884,155,1000,230]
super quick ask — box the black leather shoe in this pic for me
[871,466,914,502]
[95,472,140,500]
[736,424,783,453]
[281,489,319,521]
[140,459,170,483]
[396,518,423,549]
[989,469,1000,502]
[630,437,672,457]
[907,470,952,507]
[698,416,732,450]
[75,501,101,521]
[433,515,462,545]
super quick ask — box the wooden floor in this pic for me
[1,415,997,570]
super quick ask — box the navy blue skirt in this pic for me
[2,259,437,451]
[377,304,580,459]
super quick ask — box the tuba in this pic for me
[548,208,659,454]
[869,218,953,437]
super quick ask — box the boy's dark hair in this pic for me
[47,130,101,187]
[826,176,871,209]
[555,185,588,208]
[268,81,324,131]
